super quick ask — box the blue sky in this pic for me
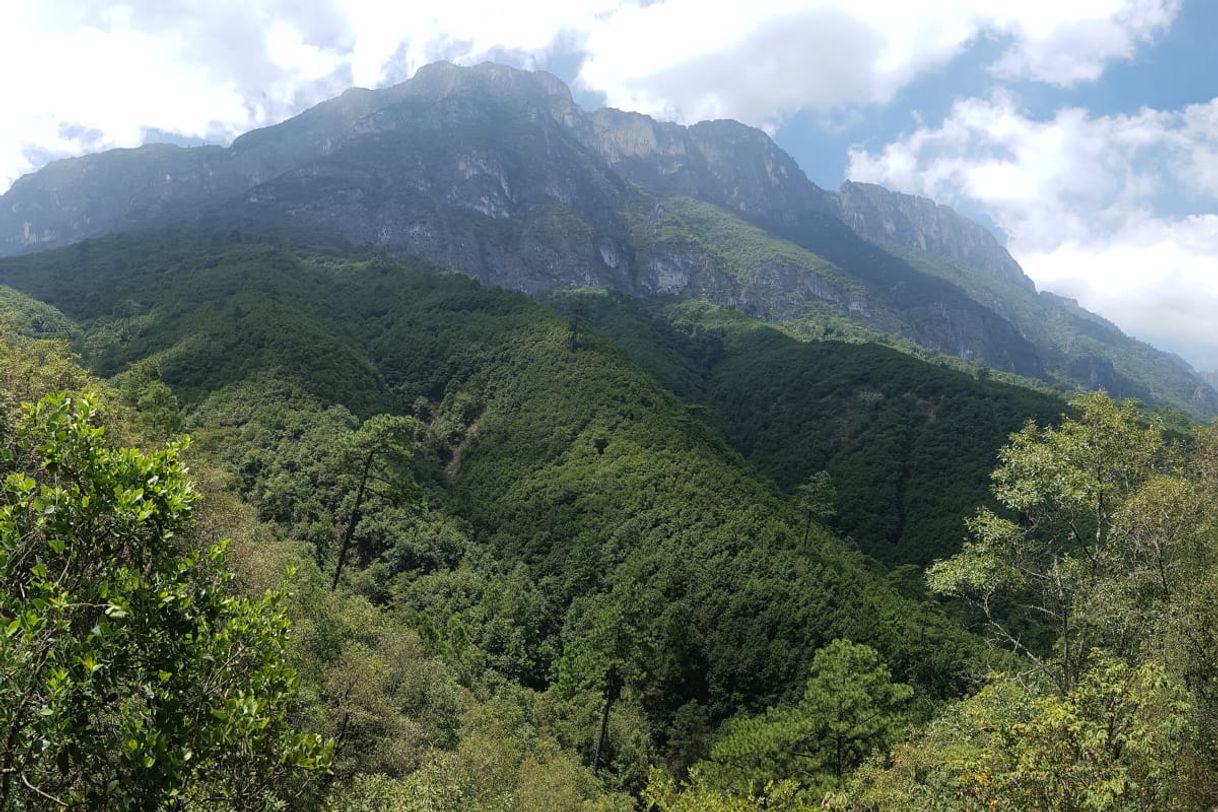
[774,0,1218,189]
[3,0,1216,368]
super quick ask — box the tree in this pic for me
[555,586,656,775]
[117,358,182,438]
[643,766,807,812]
[567,317,581,353]
[705,640,912,795]
[0,393,329,808]
[794,471,836,545]
[331,414,420,591]
[843,654,1195,811]
[1002,654,1194,811]
[927,392,1168,691]
[0,328,93,410]
[678,404,709,451]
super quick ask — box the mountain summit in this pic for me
[1,61,1213,415]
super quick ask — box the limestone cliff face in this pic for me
[0,61,835,274]
[0,144,232,254]
[576,109,837,227]
[835,181,1032,289]
[0,85,392,256]
[1,61,1212,410]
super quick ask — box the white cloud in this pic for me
[0,0,1177,193]
[575,0,1178,125]
[1017,217,1218,365]
[0,1,329,192]
[0,0,616,192]
[338,0,620,88]
[989,0,1180,84]
[847,95,1218,369]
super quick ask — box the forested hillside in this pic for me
[0,232,1064,568]
[3,62,1213,417]
[0,233,991,807]
[546,290,1063,565]
[4,225,1218,808]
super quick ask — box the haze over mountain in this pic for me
[1,61,1211,417]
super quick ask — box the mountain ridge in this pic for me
[835,180,1030,289]
[1,60,1213,416]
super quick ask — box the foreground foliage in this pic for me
[0,390,328,809]
[6,241,1218,808]
[702,640,911,798]
[838,392,1218,809]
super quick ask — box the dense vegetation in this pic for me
[3,232,1218,808]
[546,291,1063,565]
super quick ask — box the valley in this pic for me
[3,60,1218,810]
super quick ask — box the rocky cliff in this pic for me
[835,180,1032,290]
[1,61,1213,414]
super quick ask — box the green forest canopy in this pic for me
[2,233,1217,808]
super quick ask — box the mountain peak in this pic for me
[1,60,1213,416]
[836,179,1033,290]
[413,60,573,98]
[401,60,580,124]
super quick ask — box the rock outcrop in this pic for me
[836,180,1032,289]
[1,60,1213,413]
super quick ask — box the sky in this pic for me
[4,1,1217,370]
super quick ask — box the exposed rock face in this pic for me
[578,110,838,226]
[1,144,232,254]
[0,60,1213,410]
[836,181,1032,289]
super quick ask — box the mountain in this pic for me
[0,232,1062,566]
[9,65,1218,808]
[835,181,1217,417]
[1,60,1213,416]
[836,181,1030,289]
[0,234,995,721]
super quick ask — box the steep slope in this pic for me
[0,232,989,719]
[0,85,397,256]
[0,230,1064,568]
[0,283,78,339]
[546,291,1064,565]
[837,181,1218,416]
[0,61,1210,413]
[836,180,1030,289]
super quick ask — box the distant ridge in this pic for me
[1,61,1213,416]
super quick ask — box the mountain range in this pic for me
[1,60,1212,417]
[8,59,1218,808]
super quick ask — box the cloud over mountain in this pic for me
[848,93,1218,366]
[4,0,1205,365]
[0,0,1179,189]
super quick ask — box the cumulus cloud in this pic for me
[0,0,1177,192]
[0,0,616,191]
[848,95,1218,369]
[576,0,1179,124]
[989,0,1180,84]
[1016,217,1218,365]
[0,2,334,192]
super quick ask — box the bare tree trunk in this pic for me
[592,666,622,774]
[332,449,375,591]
